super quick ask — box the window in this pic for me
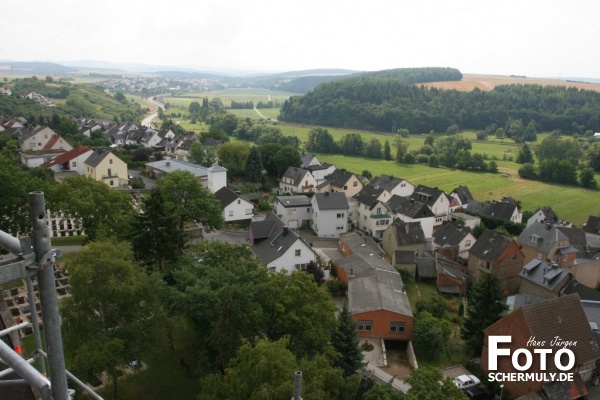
[390,321,406,333]
[245,209,253,215]
[376,219,389,226]
[511,254,517,260]
[107,168,112,177]
[336,225,345,231]
[295,249,301,257]
[465,240,471,246]
[376,207,381,214]
[435,217,443,223]
[401,183,406,187]
[237,199,241,204]
[307,208,311,213]
[109,180,114,186]
[353,181,358,187]
[343,185,348,190]
[109,159,113,164]
[337,213,344,219]
[287,209,293,215]
[71,161,76,167]
[357,321,373,331]
[228,210,233,217]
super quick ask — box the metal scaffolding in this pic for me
[0,192,102,400]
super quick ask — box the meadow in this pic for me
[156,88,599,226]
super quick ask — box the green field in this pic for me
[158,88,599,226]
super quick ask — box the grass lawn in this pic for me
[51,236,87,246]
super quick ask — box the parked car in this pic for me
[464,386,494,400]
[128,357,142,369]
[453,374,481,390]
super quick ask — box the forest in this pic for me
[278,77,600,135]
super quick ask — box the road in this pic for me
[141,95,167,128]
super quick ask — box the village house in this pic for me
[386,194,436,239]
[335,232,413,341]
[448,185,474,212]
[145,159,227,193]
[381,219,427,260]
[409,184,451,229]
[435,252,468,296]
[481,294,598,399]
[316,168,363,197]
[467,198,523,224]
[518,258,571,299]
[84,148,129,188]
[432,223,476,261]
[248,213,316,274]
[300,154,336,181]
[527,206,560,227]
[214,187,255,223]
[275,195,313,229]
[279,167,318,193]
[352,185,393,238]
[310,192,349,238]
[41,146,94,176]
[467,229,525,294]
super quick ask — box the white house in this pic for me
[248,213,316,273]
[432,223,476,259]
[410,185,450,228]
[19,126,64,151]
[41,146,94,175]
[275,195,313,229]
[145,159,227,193]
[369,174,415,197]
[214,187,254,222]
[316,169,363,197]
[279,167,318,193]
[352,185,393,238]
[311,192,350,238]
[386,195,436,239]
[527,206,559,227]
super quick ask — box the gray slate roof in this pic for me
[517,222,571,254]
[519,258,570,291]
[282,167,310,187]
[214,186,240,208]
[450,185,474,205]
[584,216,600,235]
[416,255,437,279]
[386,195,434,219]
[369,174,408,192]
[353,185,386,208]
[433,223,472,247]
[469,229,512,261]
[313,192,349,210]
[249,213,310,266]
[388,219,426,246]
[467,200,518,221]
[338,233,412,317]
[84,148,111,167]
[411,184,448,207]
[317,169,357,189]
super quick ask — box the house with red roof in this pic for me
[41,146,93,175]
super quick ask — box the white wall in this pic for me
[224,199,254,222]
[276,203,312,228]
[266,239,316,274]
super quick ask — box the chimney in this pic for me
[166,161,170,167]
[283,226,288,236]
[405,223,409,235]
[545,222,551,230]
[409,198,414,203]
[96,147,103,154]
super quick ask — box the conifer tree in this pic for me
[331,301,364,374]
[244,146,264,182]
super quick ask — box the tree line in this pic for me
[279,78,600,135]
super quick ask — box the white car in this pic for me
[453,374,481,390]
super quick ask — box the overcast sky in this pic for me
[2,0,599,78]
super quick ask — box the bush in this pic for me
[326,279,347,295]
[257,200,272,212]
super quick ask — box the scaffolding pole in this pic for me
[29,191,69,400]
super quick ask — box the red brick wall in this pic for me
[482,309,543,397]
[353,310,413,341]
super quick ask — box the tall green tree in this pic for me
[131,188,185,273]
[579,167,598,189]
[261,272,337,358]
[244,146,264,182]
[217,141,251,175]
[364,138,383,159]
[271,145,302,177]
[383,140,392,161]
[61,240,166,400]
[167,241,270,370]
[411,311,452,361]
[461,272,508,355]
[394,136,408,163]
[199,338,359,400]
[47,176,134,241]
[331,301,364,374]
[516,143,535,164]
[156,170,223,231]
[363,383,405,400]
[406,366,467,400]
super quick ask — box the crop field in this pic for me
[423,73,600,93]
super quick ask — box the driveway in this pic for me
[129,169,156,189]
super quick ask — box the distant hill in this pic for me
[0,61,75,75]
